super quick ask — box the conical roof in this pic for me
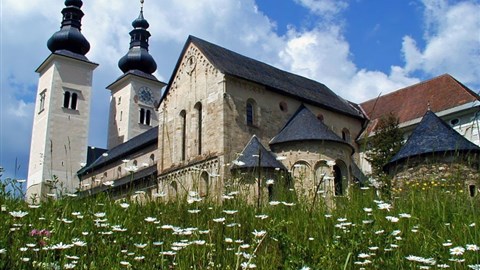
[388,110,480,165]
[232,135,287,170]
[270,105,352,152]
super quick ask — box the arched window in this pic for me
[246,99,256,126]
[117,166,122,178]
[292,161,311,193]
[317,113,324,122]
[342,128,350,142]
[140,108,145,124]
[63,90,79,110]
[63,91,70,108]
[133,160,137,166]
[279,101,288,112]
[314,161,329,193]
[333,160,348,196]
[169,181,178,199]
[71,92,78,110]
[149,154,155,164]
[180,110,187,161]
[469,184,477,197]
[199,171,209,197]
[146,109,151,126]
[194,102,202,155]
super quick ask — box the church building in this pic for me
[26,1,479,202]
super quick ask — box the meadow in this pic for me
[0,174,479,269]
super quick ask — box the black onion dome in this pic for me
[65,0,82,7]
[47,0,90,55]
[132,11,149,29]
[118,10,157,74]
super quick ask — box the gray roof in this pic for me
[162,36,364,119]
[232,135,287,170]
[270,105,353,153]
[77,126,158,176]
[388,110,480,165]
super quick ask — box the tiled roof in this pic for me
[77,126,158,176]
[387,110,480,166]
[162,36,364,119]
[360,74,480,134]
[232,135,287,170]
[270,105,353,153]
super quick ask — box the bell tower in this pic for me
[107,0,166,149]
[26,0,98,201]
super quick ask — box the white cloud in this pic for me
[401,0,480,87]
[294,0,348,17]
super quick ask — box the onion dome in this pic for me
[47,0,90,56]
[118,6,157,75]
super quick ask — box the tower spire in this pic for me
[47,0,90,56]
[118,0,157,74]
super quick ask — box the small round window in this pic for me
[450,118,459,126]
[317,114,324,122]
[279,101,288,112]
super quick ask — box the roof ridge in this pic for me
[360,74,452,105]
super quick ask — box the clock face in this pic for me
[138,86,154,105]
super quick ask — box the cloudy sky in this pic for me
[1,0,479,180]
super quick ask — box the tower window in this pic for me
[63,90,79,110]
[139,108,152,126]
[246,99,257,126]
[342,128,351,142]
[39,90,46,113]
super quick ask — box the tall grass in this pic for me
[0,175,479,269]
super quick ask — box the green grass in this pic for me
[0,177,479,269]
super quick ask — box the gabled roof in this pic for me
[232,135,287,170]
[77,126,158,176]
[387,110,480,165]
[161,35,364,119]
[270,105,352,152]
[360,74,480,132]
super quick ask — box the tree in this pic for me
[365,112,404,176]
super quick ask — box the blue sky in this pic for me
[1,0,479,182]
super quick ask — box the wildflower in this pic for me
[363,208,372,213]
[134,243,147,249]
[232,160,245,166]
[375,230,384,235]
[144,217,157,222]
[161,251,176,256]
[357,253,370,259]
[193,240,206,245]
[255,214,268,219]
[240,262,257,269]
[65,255,80,260]
[152,192,167,197]
[337,217,348,222]
[437,264,450,268]
[94,212,106,218]
[468,265,480,270]
[188,209,201,214]
[119,203,130,209]
[282,202,296,206]
[0,249,6,254]
[223,210,238,215]
[153,241,164,246]
[103,181,114,187]
[225,238,233,243]
[269,201,281,206]
[443,242,453,247]
[377,203,392,211]
[125,165,138,172]
[252,230,267,238]
[386,216,399,223]
[21,257,30,262]
[120,261,131,267]
[72,240,86,247]
[466,244,479,251]
[266,179,274,185]
[450,246,465,256]
[134,256,145,261]
[398,213,411,218]
[161,224,174,229]
[64,263,76,269]
[213,217,226,223]
[51,242,73,250]
[391,230,401,236]
[469,223,476,227]
[9,211,28,218]
[300,267,311,270]
[28,204,41,209]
